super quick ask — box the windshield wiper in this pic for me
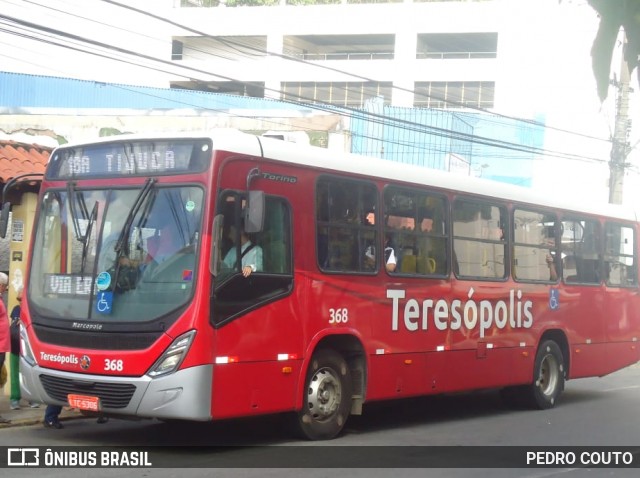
[114,177,157,256]
[80,201,99,273]
[67,181,89,242]
[110,178,157,292]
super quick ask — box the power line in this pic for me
[14,0,612,145]
[98,0,612,145]
[0,6,609,165]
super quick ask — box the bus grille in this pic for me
[40,374,137,409]
[33,325,159,350]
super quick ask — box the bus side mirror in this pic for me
[244,190,264,234]
[0,202,11,239]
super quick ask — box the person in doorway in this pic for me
[223,222,263,277]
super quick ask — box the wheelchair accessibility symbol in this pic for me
[549,288,560,310]
[96,291,113,314]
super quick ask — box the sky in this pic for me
[0,0,178,86]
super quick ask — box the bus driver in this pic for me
[223,223,263,277]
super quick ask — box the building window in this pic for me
[171,40,184,61]
[283,82,392,108]
[414,81,495,109]
[284,34,394,60]
[416,32,498,60]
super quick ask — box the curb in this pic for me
[0,413,85,429]
[1,392,88,428]
[0,414,86,429]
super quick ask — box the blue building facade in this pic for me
[0,71,542,185]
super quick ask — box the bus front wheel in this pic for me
[528,340,565,409]
[295,349,352,440]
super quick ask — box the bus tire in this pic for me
[528,340,565,409]
[295,349,352,440]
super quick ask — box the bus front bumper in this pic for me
[18,358,213,421]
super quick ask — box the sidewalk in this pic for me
[0,394,83,429]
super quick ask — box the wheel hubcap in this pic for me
[307,367,342,420]
[537,353,559,397]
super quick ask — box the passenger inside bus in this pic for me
[363,234,397,272]
[145,222,183,264]
[546,253,558,281]
[105,213,192,292]
[384,235,397,272]
[563,254,579,283]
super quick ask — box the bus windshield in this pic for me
[28,184,204,323]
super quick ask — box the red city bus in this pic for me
[9,130,640,440]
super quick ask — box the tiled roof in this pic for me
[0,140,51,184]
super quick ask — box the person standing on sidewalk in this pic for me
[43,405,108,428]
[9,288,39,410]
[0,272,11,424]
[43,404,63,429]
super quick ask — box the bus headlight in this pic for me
[148,330,196,378]
[20,323,37,367]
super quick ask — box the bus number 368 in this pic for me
[329,308,349,324]
[104,359,124,371]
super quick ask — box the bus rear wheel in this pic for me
[295,349,352,440]
[528,339,565,409]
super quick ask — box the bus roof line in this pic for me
[52,130,636,222]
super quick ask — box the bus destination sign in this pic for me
[46,139,211,179]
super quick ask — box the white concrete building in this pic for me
[160,0,618,202]
[1,0,637,205]
[168,1,500,110]
[0,0,602,113]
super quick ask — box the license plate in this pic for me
[67,394,101,412]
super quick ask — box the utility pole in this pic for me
[609,39,632,205]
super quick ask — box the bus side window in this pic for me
[452,198,507,280]
[512,209,558,282]
[213,194,293,325]
[260,198,291,274]
[316,176,377,273]
[561,218,601,284]
[384,186,448,277]
[604,222,636,287]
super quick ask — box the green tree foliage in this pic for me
[589,0,640,101]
